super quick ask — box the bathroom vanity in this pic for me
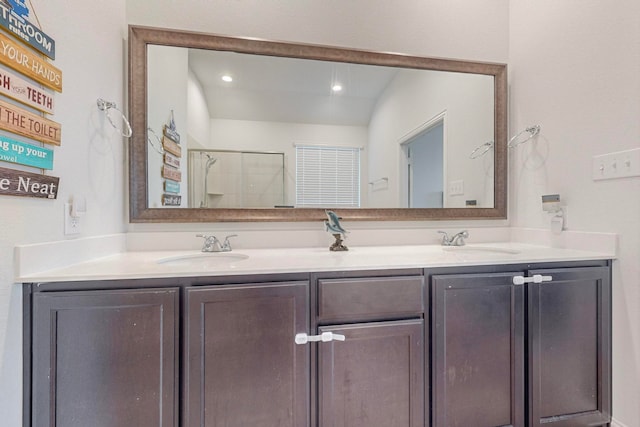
[20,244,612,427]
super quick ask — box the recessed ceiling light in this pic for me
[222,75,233,83]
[332,84,343,92]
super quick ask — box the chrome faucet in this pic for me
[438,230,469,246]
[196,234,237,252]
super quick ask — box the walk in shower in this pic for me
[188,149,285,208]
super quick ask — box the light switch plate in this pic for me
[449,179,464,196]
[592,148,640,180]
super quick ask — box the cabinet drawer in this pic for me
[318,276,424,322]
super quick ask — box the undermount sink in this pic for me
[441,246,521,255]
[157,252,250,268]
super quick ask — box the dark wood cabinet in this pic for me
[528,266,611,427]
[26,261,611,427]
[432,272,525,427]
[183,281,310,427]
[315,273,425,427]
[318,320,424,427]
[31,287,179,427]
[431,265,611,427]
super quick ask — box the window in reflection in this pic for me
[295,145,361,208]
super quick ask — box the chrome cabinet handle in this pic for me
[513,274,553,285]
[294,332,346,345]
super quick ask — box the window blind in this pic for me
[295,145,360,208]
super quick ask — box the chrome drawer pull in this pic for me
[294,332,346,345]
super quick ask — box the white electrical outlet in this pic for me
[592,148,640,180]
[449,180,464,196]
[64,203,82,235]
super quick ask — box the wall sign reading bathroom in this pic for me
[0,165,59,199]
[0,2,55,59]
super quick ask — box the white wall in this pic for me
[368,69,495,208]
[0,0,127,424]
[147,45,189,207]
[187,69,211,147]
[509,1,640,425]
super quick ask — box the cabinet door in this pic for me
[528,267,611,427]
[32,287,179,427]
[318,320,424,427]
[432,272,525,427]
[184,281,309,427]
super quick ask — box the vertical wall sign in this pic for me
[0,68,54,114]
[163,152,180,168]
[0,3,56,59]
[162,193,181,206]
[0,134,53,169]
[162,136,181,157]
[163,124,180,144]
[162,165,181,182]
[164,179,180,194]
[0,32,62,92]
[163,110,180,143]
[0,165,59,199]
[0,98,61,145]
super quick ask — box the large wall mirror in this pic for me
[129,25,507,222]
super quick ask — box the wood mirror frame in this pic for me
[128,25,507,223]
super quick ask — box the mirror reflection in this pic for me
[146,46,495,210]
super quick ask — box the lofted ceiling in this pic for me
[188,48,399,127]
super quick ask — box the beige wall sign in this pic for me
[164,152,180,168]
[162,136,181,157]
[0,99,61,145]
[0,32,62,92]
[0,166,59,199]
[0,68,54,114]
[162,165,181,182]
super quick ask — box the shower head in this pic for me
[205,154,217,170]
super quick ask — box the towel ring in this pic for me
[97,98,133,138]
[147,127,164,154]
[469,141,494,159]
[508,125,540,148]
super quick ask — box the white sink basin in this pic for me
[157,252,249,268]
[442,246,520,255]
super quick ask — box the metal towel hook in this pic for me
[97,98,133,138]
[147,127,164,154]
[469,141,494,159]
[508,125,541,148]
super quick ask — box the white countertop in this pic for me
[16,243,614,283]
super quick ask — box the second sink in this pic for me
[442,246,521,255]
[157,252,249,268]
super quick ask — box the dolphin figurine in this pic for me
[324,210,348,237]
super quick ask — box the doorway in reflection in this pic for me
[401,120,444,208]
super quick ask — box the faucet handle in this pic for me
[437,230,450,245]
[196,234,220,252]
[222,234,238,251]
